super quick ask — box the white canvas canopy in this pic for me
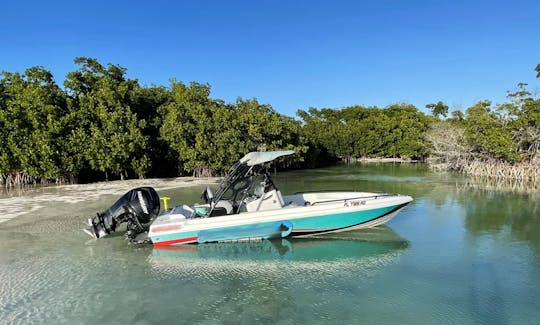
[239,150,295,166]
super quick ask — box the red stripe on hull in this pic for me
[153,236,198,247]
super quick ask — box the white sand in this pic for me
[0,177,218,224]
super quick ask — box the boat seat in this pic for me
[209,207,228,217]
[245,189,285,212]
[202,186,214,204]
[214,199,234,214]
[254,183,265,198]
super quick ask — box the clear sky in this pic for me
[1,0,539,116]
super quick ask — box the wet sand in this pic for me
[0,177,218,224]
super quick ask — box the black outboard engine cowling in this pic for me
[84,187,160,240]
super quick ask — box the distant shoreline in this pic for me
[354,157,419,163]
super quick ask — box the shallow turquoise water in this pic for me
[1,164,539,324]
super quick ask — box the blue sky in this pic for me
[1,0,539,116]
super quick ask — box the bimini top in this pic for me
[239,150,295,166]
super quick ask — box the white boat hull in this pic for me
[148,192,412,246]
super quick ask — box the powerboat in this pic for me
[83,151,413,246]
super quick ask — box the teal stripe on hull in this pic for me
[151,204,404,244]
[151,220,293,244]
[198,220,292,243]
[291,204,401,231]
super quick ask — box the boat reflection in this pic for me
[149,226,409,276]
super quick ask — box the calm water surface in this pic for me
[1,164,539,324]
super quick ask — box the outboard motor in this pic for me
[84,187,160,241]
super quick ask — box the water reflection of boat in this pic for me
[149,226,409,276]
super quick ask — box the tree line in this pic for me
[1,58,539,185]
[426,66,540,182]
[0,57,309,185]
[297,104,430,164]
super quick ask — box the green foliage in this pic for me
[0,67,67,178]
[63,57,149,179]
[159,81,214,175]
[298,104,430,160]
[426,101,449,118]
[0,58,156,183]
[504,82,540,156]
[130,85,174,177]
[450,110,465,122]
[2,59,539,184]
[465,101,521,161]
[429,77,540,169]
[384,104,430,158]
[159,83,306,176]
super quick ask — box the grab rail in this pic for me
[307,193,396,206]
[294,189,387,194]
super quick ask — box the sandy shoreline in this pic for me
[0,177,219,224]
